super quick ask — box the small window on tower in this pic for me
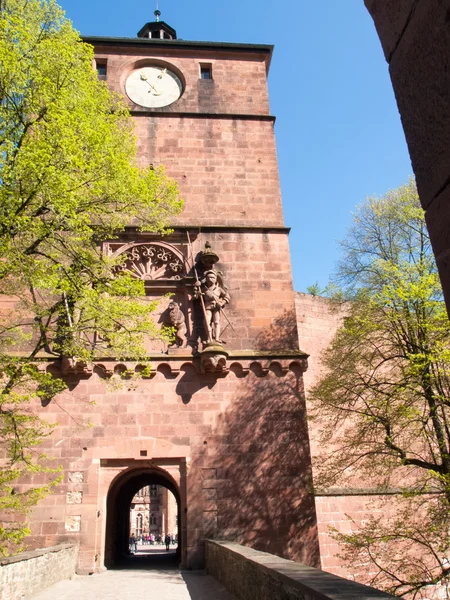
[96,60,107,80]
[200,64,212,80]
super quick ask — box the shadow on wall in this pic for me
[255,309,300,351]
[176,363,223,404]
[191,363,320,568]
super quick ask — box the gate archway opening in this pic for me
[104,466,182,568]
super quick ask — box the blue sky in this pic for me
[62,0,412,293]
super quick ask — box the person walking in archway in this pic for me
[165,533,171,552]
[129,534,137,554]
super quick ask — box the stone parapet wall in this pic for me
[0,544,78,600]
[205,540,395,599]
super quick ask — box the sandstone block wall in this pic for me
[205,540,395,599]
[0,34,321,575]
[295,292,344,393]
[364,0,450,312]
[23,358,319,572]
[90,42,272,116]
[295,293,407,580]
[134,116,283,227]
[0,544,78,600]
[86,39,282,227]
[314,494,397,581]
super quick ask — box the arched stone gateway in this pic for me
[104,466,183,567]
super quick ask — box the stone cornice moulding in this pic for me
[44,354,307,379]
[314,487,444,497]
[129,111,276,122]
[111,226,291,237]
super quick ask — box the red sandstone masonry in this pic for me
[189,232,296,350]
[92,46,271,116]
[295,293,426,583]
[0,35,320,576]
[89,42,281,227]
[295,293,372,576]
[0,231,296,352]
[134,117,284,226]
[21,365,318,572]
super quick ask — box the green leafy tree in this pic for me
[0,0,182,555]
[309,179,450,597]
[306,282,323,297]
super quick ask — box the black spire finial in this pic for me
[137,1,177,40]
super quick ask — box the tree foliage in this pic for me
[309,179,450,597]
[0,0,182,555]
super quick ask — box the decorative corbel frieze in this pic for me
[60,357,93,375]
[44,354,306,381]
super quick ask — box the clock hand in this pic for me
[148,82,163,96]
[146,69,167,95]
[139,73,162,96]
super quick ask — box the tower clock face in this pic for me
[125,66,182,108]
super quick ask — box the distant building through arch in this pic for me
[129,484,178,540]
[105,466,182,567]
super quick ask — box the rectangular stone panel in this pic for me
[66,491,83,505]
[65,516,81,532]
[68,471,84,483]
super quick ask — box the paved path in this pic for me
[32,548,236,600]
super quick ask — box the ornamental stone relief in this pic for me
[113,243,186,281]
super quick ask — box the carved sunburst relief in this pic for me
[113,243,186,281]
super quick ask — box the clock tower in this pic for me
[28,13,320,574]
